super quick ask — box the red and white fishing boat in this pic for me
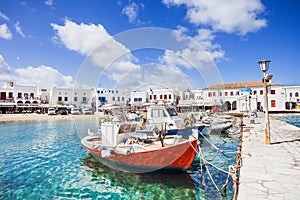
[81,121,199,173]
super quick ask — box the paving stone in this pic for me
[238,115,300,200]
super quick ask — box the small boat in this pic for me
[81,121,199,173]
[144,105,210,138]
[187,111,232,134]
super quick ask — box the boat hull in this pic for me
[83,139,198,173]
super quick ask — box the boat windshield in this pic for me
[166,108,178,117]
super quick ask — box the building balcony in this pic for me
[0,98,14,103]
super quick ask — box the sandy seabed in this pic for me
[0,113,97,123]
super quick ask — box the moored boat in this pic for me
[144,105,210,138]
[81,121,199,173]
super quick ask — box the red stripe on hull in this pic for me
[83,139,198,172]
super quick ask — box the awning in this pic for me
[0,103,15,107]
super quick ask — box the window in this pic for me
[271,100,276,107]
[83,97,87,102]
[236,91,240,96]
[122,97,124,101]
[150,95,152,100]
[213,92,216,96]
[271,90,276,95]
[253,90,257,95]
[30,93,34,98]
[219,92,222,96]
[8,92,13,98]
[65,92,67,95]
[64,97,68,101]
[151,109,167,118]
[58,96,62,101]
[225,92,228,96]
[98,97,106,103]
[18,93,22,98]
[260,90,263,95]
[290,93,293,97]
[59,92,61,95]
[169,94,171,99]
[164,94,167,100]
[154,95,157,100]
[0,92,6,100]
[134,98,142,102]
[160,95,163,99]
[41,89,47,92]
[230,91,234,96]
[295,92,299,97]
[112,97,115,101]
[74,97,78,102]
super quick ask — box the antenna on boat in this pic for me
[158,123,167,147]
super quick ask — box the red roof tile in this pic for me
[204,81,282,89]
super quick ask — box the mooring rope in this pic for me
[197,141,222,196]
[198,130,237,158]
[188,125,242,199]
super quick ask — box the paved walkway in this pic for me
[238,113,300,200]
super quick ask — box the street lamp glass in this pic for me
[258,60,270,73]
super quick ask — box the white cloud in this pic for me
[163,0,267,35]
[45,0,53,6]
[162,26,225,67]
[15,21,26,38]
[115,63,193,90]
[0,54,74,88]
[122,2,139,22]
[51,19,141,83]
[0,12,10,21]
[0,24,12,40]
[51,19,116,55]
[15,65,73,87]
[0,55,15,83]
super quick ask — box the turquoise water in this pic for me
[279,115,300,128]
[0,118,238,199]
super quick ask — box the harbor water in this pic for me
[278,114,300,128]
[0,118,240,200]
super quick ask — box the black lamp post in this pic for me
[258,60,272,144]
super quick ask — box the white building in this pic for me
[179,82,300,112]
[147,88,179,105]
[96,88,130,107]
[51,87,95,109]
[129,91,148,105]
[0,82,41,113]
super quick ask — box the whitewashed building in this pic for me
[147,88,179,105]
[0,82,41,113]
[50,87,95,109]
[129,91,148,105]
[96,88,130,106]
[179,82,300,112]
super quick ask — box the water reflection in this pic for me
[81,154,198,199]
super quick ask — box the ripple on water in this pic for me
[0,119,238,200]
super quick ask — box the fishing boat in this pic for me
[81,121,199,173]
[143,105,210,138]
[187,111,232,134]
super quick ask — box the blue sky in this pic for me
[0,0,299,90]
